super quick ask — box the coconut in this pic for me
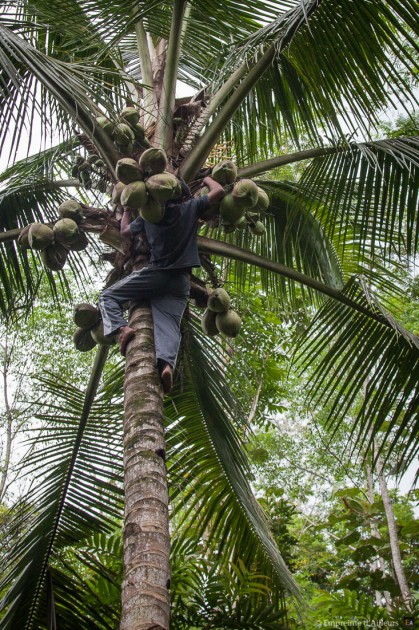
[114,123,135,146]
[231,179,259,208]
[73,327,97,352]
[73,303,100,329]
[28,223,54,250]
[250,221,266,236]
[40,242,68,271]
[53,218,79,245]
[96,116,114,135]
[18,224,32,249]
[215,309,242,337]
[116,158,143,184]
[58,199,84,223]
[172,178,182,198]
[139,148,167,175]
[201,308,219,336]
[140,197,165,223]
[91,320,115,346]
[146,173,178,202]
[211,160,237,185]
[119,106,139,126]
[220,193,245,224]
[207,288,231,313]
[112,181,126,204]
[120,181,148,209]
[68,231,88,251]
[234,216,248,230]
[133,122,146,139]
[254,187,270,214]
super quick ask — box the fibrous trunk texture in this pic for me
[120,301,170,630]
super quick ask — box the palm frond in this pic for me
[0,346,124,629]
[295,276,419,472]
[0,24,120,166]
[222,0,418,141]
[167,316,302,601]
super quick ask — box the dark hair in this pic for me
[179,178,192,199]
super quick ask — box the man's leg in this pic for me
[99,267,159,354]
[151,272,190,393]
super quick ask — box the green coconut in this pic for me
[139,148,168,175]
[58,199,84,223]
[73,303,100,329]
[96,116,114,135]
[28,223,54,250]
[133,122,146,139]
[234,215,248,230]
[172,178,182,198]
[120,181,148,209]
[69,231,89,251]
[207,288,231,313]
[40,242,68,271]
[249,221,266,236]
[201,308,219,336]
[220,193,245,224]
[146,173,178,202]
[114,123,135,146]
[116,141,134,155]
[91,320,115,346]
[254,187,270,214]
[18,224,31,249]
[73,327,97,352]
[112,181,126,204]
[212,160,237,185]
[53,218,79,245]
[231,179,259,208]
[140,197,165,224]
[119,106,140,126]
[215,309,242,337]
[116,158,143,184]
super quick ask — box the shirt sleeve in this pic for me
[190,195,211,218]
[130,216,145,236]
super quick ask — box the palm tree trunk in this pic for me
[121,301,170,630]
[376,456,412,610]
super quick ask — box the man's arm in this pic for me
[120,207,133,240]
[203,176,225,204]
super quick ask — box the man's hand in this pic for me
[203,176,225,204]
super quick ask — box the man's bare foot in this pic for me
[117,326,135,356]
[160,362,173,395]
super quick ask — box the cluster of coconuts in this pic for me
[72,303,115,352]
[201,288,242,338]
[201,160,269,236]
[96,106,151,155]
[112,148,182,223]
[71,154,106,190]
[17,200,88,271]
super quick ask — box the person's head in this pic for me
[167,178,191,205]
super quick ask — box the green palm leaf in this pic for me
[167,316,302,602]
[295,276,419,471]
[0,347,124,629]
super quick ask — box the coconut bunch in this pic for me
[71,154,106,190]
[96,106,151,155]
[112,149,182,224]
[201,288,242,338]
[72,303,116,352]
[17,199,88,271]
[199,159,269,236]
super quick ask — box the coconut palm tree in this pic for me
[0,0,418,628]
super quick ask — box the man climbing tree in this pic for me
[99,175,224,393]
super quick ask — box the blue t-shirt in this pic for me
[130,196,210,270]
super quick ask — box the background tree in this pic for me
[0,1,418,628]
